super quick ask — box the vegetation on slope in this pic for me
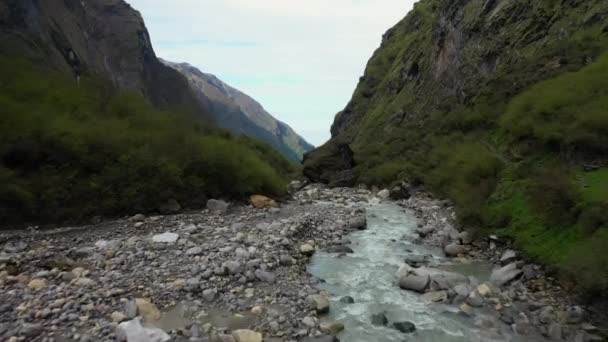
[0,57,295,226]
[307,0,608,296]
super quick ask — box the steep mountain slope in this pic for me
[304,0,608,295]
[0,0,295,226]
[0,0,203,114]
[163,60,314,161]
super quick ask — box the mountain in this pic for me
[304,0,608,295]
[0,0,295,225]
[0,0,206,115]
[162,60,314,162]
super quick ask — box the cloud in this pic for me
[127,0,417,145]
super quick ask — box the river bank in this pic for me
[0,185,604,341]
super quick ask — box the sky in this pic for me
[128,0,417,146]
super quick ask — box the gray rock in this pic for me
[444,243,466,257]
[490,262,522,287]
[377,189,390,199]
[186,246,203,256]
[20,323,42,337]
[207,199,229,213]
[222,261,242,275]
[202,289,217,301]
[307,294,330,314]
[500,250,517,264]
[539,306,555,324]
[399,275,430,293]
[465,291,484,307]
[566,306,584,324]
[125,300,138,319]
[301,337,339,342]
[348,216,367,230]
[254,270,275,283]
[548,323,562,340]
[4,240,27,253]
[152,232,179,244]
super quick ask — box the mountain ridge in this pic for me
[162,60,314,162]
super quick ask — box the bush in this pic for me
[427,141,504,225]
[0,57,293,226]
[501,53,608,154]
[527,167,580,226]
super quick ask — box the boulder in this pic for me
[249,195,276,209]
[377,189,390,199]
[207,199,229,213]
[152,232,179,244]
[399,275,430,293]
[444,243,466,257]
[393,321,416,333]
[300,244,315,256]
[348,216,367,230]
[371,313,388,326]
[339,296,355,304]
[390,185,411,200]
[421,291,448,303]
[159,199,181,215]
[490,262,522,287]
[500,250,517,264]
[231,329,262,342]
[135,298,161,322]
[319,321,345,335]
[307,294,330,314]
[254,270,275,284]
[116,318,170,342]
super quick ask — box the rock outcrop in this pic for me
[162,60,314,161]
[0,0,205,115]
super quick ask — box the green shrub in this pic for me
[0,56,292,226]
[527,167,581,226]
[501,53,608,153]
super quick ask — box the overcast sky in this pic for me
[128,0,416,146]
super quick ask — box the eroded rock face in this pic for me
[0,0,204,113]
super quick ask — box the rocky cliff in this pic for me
[304,0,608,296]
[163,60,314,162]
[0,0,203,113]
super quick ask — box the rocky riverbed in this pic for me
[0,185,605,341]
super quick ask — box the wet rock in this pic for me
[207,199,229,213]
[399,275,429,293]
[371,312,388,326]
[421,290,448,303]
[348,216,367,230]
[320,321,345,335]
[152,232,179,244]
[490,262,522,287]
[231,329,262,342]
[339,296,355,304]
[476,283,492,297]
[307,294,330,314]
[135,298,161,322]
[325,245,354,254]
[393,321,416,333]
[465,290,484,307]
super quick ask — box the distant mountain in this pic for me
[162,60,314,162]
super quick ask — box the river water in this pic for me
[309,203,540,342]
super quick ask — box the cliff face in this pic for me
[304,0,608,182]
[163,60,314,161]
[0,0,202,112]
